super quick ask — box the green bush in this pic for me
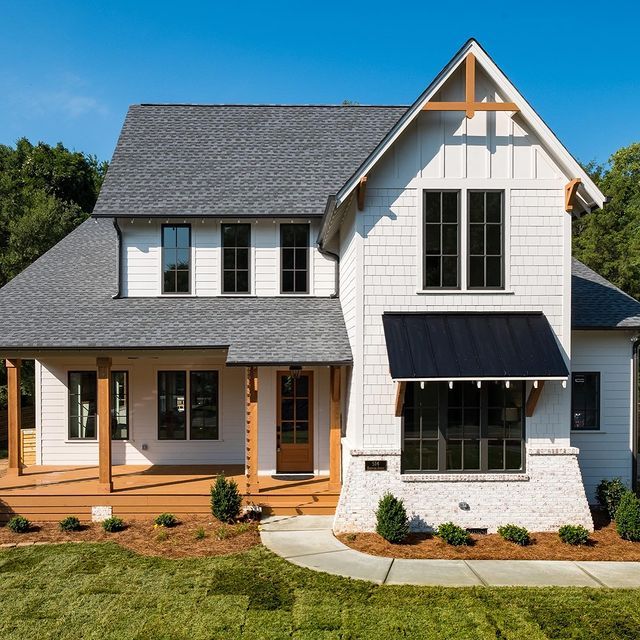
[59,516,81,532]
[154,513,177,528]
[6,515,31,533]
[558,524,590,545]
[210,475,242,523]
[375,493,410,543]
[596,478,627,520]
[497,524,530,546]
[194,527,207,540]
[436,522,471,546]
[102,516,125,533]
[615,491,640,541]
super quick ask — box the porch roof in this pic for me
[0,219,352,365]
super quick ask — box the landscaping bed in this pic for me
[0,514,260,558]
[338,510,640,561]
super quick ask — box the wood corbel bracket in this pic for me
[565,178,581,213]
[356,175,368,211]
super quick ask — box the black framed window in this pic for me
[222,224,250,293]
[68,371,97,440]
[423,191,460,289]
[111,371,129,441]
[571,372,600,431]
[190,371,219,440]
[468,191,504,289]
[158,371,187,440]
[162,225,191,294]
[402,381,525,473]
[281,224,309,293]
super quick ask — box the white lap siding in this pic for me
[571,330,635,501]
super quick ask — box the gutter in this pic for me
[317,195,340,297]
[111,217,123,299]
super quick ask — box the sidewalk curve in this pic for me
[260,515,640,588]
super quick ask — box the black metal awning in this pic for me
[382,312,569,381]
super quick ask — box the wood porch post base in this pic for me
[97,481,113,493]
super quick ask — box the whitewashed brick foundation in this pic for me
[333,447,593,533]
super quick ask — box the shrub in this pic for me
[194,527,207,540]
[102,516,125,533]
[615,491,640,541]
[210,475,242,523]
[216,525,229,540]
[596,478,627,520]
[375,493,410,543]
[154,513,177,528]
[6,515,30,533]
[436,522,471,546]
[155,529,168,542]
[497,524,530,546]
[558,524,590,545]
[59,516,82,532]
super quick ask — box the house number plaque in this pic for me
[365,460,387,471]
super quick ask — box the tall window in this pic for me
[423,191,459,288]
[468,191,503,289]
[222,224,250,293]
[158,370,219,440]
[402,381,525,473]
[162,225,191,294]
[281,224,309,293]
[68,371,97,439]
[111,371,129,440]
[571,372,600,431]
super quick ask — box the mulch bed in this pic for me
[0,514,260,558]
[338,510,640,561]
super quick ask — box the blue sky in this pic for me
[1,1,638,165]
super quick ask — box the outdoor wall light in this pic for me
[458,502,470,511]
[289,365,302,379]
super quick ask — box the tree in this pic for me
[573,142,640,300]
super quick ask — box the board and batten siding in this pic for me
[571,331,635,502]
[120,218,335,297]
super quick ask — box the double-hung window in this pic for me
[158,370,219,440]
[423,191,460,289]
[222,224,251,293]
[402,381,525,473]
[571,372,600,431]
[111,371,129,440]
[162,224,191,294]
[468,191,504,289]
[281,224,309,293]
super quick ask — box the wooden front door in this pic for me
[277,371,313,473]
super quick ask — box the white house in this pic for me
[1,39,639,532]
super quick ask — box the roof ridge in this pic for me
[135,103,410,108]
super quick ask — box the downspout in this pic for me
[318,244,340,298]
[318,195,340,298]
[111,217,123,299]
[633,337,639,492]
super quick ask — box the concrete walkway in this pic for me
[260,515,640,588]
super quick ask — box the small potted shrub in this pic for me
[375,493,409,543]
[558,524,590,545]
[154,513,177,528]
[615,491,640,541]
[211,475,242,523]
[102,516,125,533]
[59,516,82,532]
[436,522,471,546]
[6,515,31,534]
[596,478,627,520]
[497,524,530,546]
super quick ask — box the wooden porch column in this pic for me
[5,359,22,476]
[329,366,342,491]
[245,366,259,495]
[97,357,112,493]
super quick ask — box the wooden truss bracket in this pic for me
[525,381,545,417]
[356,175,368,211]
[395,381,406,417]
[565,178,581,213]
[422,53,519,118]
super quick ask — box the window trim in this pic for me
[401,381,526,474]
[280,223,310,295]
[110,370,130,441]
[467,189,505,291]
[571,371,601,432]
[221,223,252,295]
[161,223,192,295]
[422,189,461,290]
[67,370,98,441]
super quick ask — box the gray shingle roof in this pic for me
[92,104,407,218]
[572,258,640,329]
[0,219,352,364]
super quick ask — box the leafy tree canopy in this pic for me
[573,142,640,300]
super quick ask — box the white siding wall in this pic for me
[121,219,334,297]
[571,331,635,501]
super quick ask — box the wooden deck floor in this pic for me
[0,465,339,521]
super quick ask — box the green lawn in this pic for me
[1,543,640,639]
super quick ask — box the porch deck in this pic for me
[0,465,339,521]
